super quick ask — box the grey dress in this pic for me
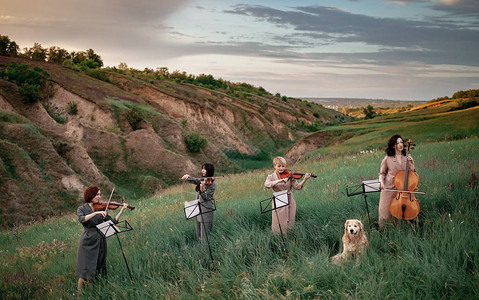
[187,176,216,240]
[75,203,117,280]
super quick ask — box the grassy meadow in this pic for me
[308,105,479,159]
[1,137,478,299]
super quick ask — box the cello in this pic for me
[389,140,421,220]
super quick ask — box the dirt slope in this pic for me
[0,56,344,227]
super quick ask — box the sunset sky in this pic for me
[1,0,478,100]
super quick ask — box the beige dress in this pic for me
[264,172,303,234]
[378,155,415,225]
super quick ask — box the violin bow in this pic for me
[104,187,115,216]
[193,175,225,181]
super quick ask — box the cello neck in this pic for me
[403,157,409,190]
[402,139,413,190]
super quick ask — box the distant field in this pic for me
[299,104,479,159]
[303,97,425,109]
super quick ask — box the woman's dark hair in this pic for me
[84,186,100,203]
[196,163,215,192]
[385,134,406,156]
[202,163,215,177]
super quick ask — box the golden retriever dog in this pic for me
[332,219,369,264]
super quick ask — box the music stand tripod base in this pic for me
[260,190,289,246]
[96,220,134,281]
[346,180,381,226]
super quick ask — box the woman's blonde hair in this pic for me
[273,156,287,166]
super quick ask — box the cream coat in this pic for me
[378,155,415,225]
[264,172,303,234]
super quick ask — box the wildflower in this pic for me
[303,285,314,291]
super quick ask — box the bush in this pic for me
[185,132,207,153]
[125,106,144,130]
[62,59,74,67]
[449,99,479,112]
[67,102,78,115]
[18,83,42,103]
[0,62,50,103]
[363,105,376,119]
[81,67,111,83]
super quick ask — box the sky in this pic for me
[1,0,478,100]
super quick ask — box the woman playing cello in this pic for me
[378,135,416,229]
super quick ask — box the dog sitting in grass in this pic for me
[332,219,369,264]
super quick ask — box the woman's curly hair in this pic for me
[84,186,100,203]
[385,134,406,157]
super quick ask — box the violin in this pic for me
[92,187,135,212]
[280,169,317,179]
[93,201,135,211]
[190,175,224,184]
[389,139,420,220]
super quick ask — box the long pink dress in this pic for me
[378,155,415,226]
[264,172,303,234]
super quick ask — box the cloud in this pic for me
[0,0,195,64]
[390,0,479,16]
[0,0,193,25]
[223,4,479,66]
[386,1,409,6]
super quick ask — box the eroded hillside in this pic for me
[0,56,345,227]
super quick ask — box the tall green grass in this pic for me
[1,138,478,299]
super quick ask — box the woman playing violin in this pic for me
[75,186,129,294]
[378,135,416,229]
[181,163,216,241]
[264,156,311,235]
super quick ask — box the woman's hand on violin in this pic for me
[114,203,129,222]
[274,178,288,186]
[96,211,107,218]
[299,173,311,187]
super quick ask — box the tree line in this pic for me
[430,89,479,102]
[1,34,321,107]
[0,34,103,69]
[452,89,479,99]
[1,34,270,97]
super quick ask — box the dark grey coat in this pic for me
[187,176,216,240]
[75,203,117,280]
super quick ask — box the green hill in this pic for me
[284,96,479,162]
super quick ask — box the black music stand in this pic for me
[96,220,134,281]
[260,190,289,246]
[184,200,216,265]
[346,179,381,226]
